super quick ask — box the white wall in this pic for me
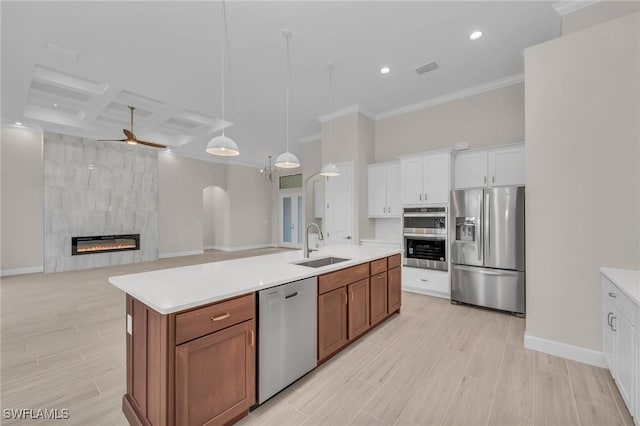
[203,185,230,249]
[374,83,525,162]
[1,125,44,275]
[562,0,640,35]
[525,12,640,353]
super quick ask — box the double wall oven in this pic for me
[403,207,447,271]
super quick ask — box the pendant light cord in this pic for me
[327,64,334,164]
[285,33,292,153]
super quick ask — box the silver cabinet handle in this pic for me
[610,316,617,332]
[419,194,422,201]
[607,312,613,326]
[485,192,491,261]
[492,176,495,183]
[420,278,428,282]
[608,292,616,298]
[343,236,352,240]
[383,207,386,214]
[388,206,391,213]
[424,193,427,201]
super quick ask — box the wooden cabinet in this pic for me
[454,144,524,189]
[348,279,370,339]
[401,152,450,205]
[368,162,400,218]
[318,287,349,361]
[123,294,256,426]
[176,320,255,426]
[387,266,401,313]
[370,272,388,326]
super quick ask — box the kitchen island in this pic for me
[109,245,402,426]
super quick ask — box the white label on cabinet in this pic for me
[126,314,132,335]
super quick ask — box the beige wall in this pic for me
[525,12,640,351]
[374,83,525,162]
[203,185,230,249]
[562,0,640,35]
[1,126,44,274]
[158,154,227,255]
[226,164,272,249]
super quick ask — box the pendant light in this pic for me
[207,0,239,157]
[275,31,301,169]
[320,63,341,177]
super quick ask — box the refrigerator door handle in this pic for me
[454,265,516,276]
[477,193,483,262]
[485,192,491,264]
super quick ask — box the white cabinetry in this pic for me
[601,271,639,421]
[454,144,525,189]
[368,162,400,218]
[402,266,449,299]
[400,152,450,206]
[313,179,324,219]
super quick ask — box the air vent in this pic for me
[415,61,439,75]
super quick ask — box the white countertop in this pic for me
[601,267,640,307]
[109,245,401,314]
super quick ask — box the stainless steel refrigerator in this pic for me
[450,186,525,315]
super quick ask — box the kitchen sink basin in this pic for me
[293,256,351,268]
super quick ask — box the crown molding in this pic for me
[552,0,601,16]
[299,133,321,144]
[317,104,375,123]
[375,73,524,121]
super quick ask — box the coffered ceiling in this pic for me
[1,1,561,167]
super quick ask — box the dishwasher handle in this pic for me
[285,291,298,299]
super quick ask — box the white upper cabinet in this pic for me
[454,151,488,189]
[488,145,525,187]
[401,152,450,206]
[368,162,400,218]
[454,143,525,189]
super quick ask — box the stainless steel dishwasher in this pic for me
[258,276,317,404]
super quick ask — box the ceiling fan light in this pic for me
[320,162,341,177]
[126,139,138,145]
[274,151,301,169]
[207,134,240,156]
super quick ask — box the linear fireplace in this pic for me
[71,234,140,255]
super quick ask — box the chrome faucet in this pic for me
[304,223,324,258]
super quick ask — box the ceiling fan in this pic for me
[98,105,167,148]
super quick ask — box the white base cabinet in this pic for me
[402,266,450,299]
[602,272,638,423]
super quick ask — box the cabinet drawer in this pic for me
[370,258,388,276]
[388,254,401,269]
[319,263,370,295]
[603,276,636,327]
[176,293,255,345]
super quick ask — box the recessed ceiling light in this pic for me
[380,67,391,74]
[165,148,171,153]
[469,31,483,40]
[15,122,22,125]
[53,103,58,107]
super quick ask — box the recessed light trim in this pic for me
[15,121,22,125]
[380,67,391,74]
[469,31,483,40]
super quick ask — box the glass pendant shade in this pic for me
[206,134,239,156]
[320,162,340,176]
[274,151,300,168]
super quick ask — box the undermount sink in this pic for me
[293,256,351,268]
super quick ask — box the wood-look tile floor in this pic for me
[1,249,633,426]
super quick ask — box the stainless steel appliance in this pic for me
[450,186,525,315]
[258,277,317,404]
[403,207,447,271]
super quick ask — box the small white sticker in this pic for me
[127,314,132,335]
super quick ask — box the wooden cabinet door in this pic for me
[318,287,348,361]
[400,158,423,205]
[370,272,388,326]
[368,165,387,218]
[388,267,402,314]
[454,150,488,189]
[348,279,370,339]
[423,153,450,204]
[175,320,255,426]
[488,145,524,187]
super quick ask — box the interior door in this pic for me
[279,191,303,248]
[326,162,354,245]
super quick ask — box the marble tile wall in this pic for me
[43,132,158,272]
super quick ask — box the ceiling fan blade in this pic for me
[97,139,127,142]
[135,139,167,149]
[123,129,135,139]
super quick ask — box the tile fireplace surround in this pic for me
[43,132,158,272]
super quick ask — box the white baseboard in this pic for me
[524,332,607,368]
[0,266,44,277]
[158,250,204,259]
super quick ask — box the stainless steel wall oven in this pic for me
[403,207,447,271]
